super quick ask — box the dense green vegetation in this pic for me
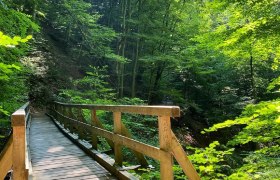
[0,0,279,179]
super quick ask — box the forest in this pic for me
[0,0,279,179]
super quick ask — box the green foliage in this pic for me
[0,4,36,131]
[0,8,39,37]
[0,62,21,81]
[202,78,280,179]
[187,141,234,179]
[228,146,280,180]
[0,106,8,115]
[267,77,280,92]
[204,99,280,146]
[138,168,160,180]
[0,31,32,46]
[1,0,279,179]
[58,66,115,103]
[42,0,116,58]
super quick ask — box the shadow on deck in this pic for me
[30,114,117,180]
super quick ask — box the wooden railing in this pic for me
[0,103,31,180]
[51,101,200,180]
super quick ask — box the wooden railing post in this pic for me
[62,106,69,130]
[158,116,173,180]
[113,112,123,166]
[91,110,98,150]
[51,102,200,179]
[77,109,86,139]
[12,110,28,180]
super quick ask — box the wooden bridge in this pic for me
[0,102,200,180]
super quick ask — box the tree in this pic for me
[0,5,38,115]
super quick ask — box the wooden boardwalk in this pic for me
[29,114,117,180]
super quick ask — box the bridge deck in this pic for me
[29,115,117,180]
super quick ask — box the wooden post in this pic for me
[61,106,66,127]
[68,107,76,133]
[77,109,86,122]
[113,112,123,166]
[12,110,28,180]
[158,116,173,180]
[91,110,98,150]
[77,109,87,139]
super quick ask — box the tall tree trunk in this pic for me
[131,37,139,97]
[250,54,256,98]
[107,0,113,27]
[119,0,128,98]
[149,1,171,103]
[131,0,141,97]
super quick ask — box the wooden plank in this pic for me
[33,167,108,179]
[77,119,164,161]
[0,135,13,180]
[30,115,116,180]
[158,116,173,180]
[113,112,123,166]
[33,172,111,180]
[171,131,200,180]
[49,114,139,180]
[64,174,117,180]
[54,101,180,117]
[33,161,107,171]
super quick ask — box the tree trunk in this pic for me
[131,38,139,97]
[119,0,128,98]
[131,0,141,97]
[250,54,256,98]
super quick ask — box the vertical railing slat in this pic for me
[91,110,98,150]
[113,112,123,166]
[158,115,173,180]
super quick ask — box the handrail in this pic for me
[51,101,200,180]
[54,101,180,117]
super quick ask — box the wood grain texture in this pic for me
[113,112,123,166]
[54,101,180,117]
[91,110,98,150]
[52,102,200,180]
[0,135,13,180]
[30,115,116,180]
[12,118,28,180]
[171,132,200,180]
[158,116,173,180]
